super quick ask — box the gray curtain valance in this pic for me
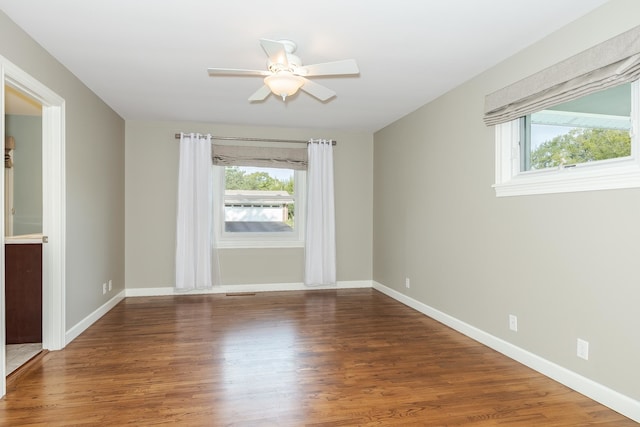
[484,25,640,126]
[212,144,308,170]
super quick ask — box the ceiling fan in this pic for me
[207,39,359,102]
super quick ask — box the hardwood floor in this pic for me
[0,289,635,426]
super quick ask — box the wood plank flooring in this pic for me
[0,289,635,426]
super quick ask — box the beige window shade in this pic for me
[484,25,640,126]
[212,144,308,170]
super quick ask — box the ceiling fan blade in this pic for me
[208,68,271,77]
[259,39,289,67]
[300,59,359,77]
[299,78,336,101]
[248,85,272,102]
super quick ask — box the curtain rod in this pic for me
[174,133,336,146]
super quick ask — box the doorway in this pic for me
[1,56,66,397]
[4,84,43,375]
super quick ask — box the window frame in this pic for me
[493,80,640,197]
[212,165,306,248]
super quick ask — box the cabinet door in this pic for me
[5,243,42,344]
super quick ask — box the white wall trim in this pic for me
[125,280,373,297]
[2,56,67,352]
[0,55,66,399]
[372,281,640,423]
[65,291,125,345]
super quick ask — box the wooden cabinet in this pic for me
[5,243,42,344]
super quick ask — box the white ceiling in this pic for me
[0,0,609,132]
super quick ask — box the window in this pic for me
[522,83,632,171]
[213,165,306,248]
[493,80,640,197]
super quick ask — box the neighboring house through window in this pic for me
[212,147,306,248]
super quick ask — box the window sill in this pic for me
[215,239,305,249]
[494,160,640,197]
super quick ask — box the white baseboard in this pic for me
[65,291,125,345]
[372,281,640,423]
[125,280,373,297]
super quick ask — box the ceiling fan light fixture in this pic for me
[208,38,359,102]
[264,71,305,101]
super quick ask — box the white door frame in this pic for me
[0,55,66,397]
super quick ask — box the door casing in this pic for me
[0,55,66,397]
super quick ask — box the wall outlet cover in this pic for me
[509,314,518,332]
[577,338,589,360]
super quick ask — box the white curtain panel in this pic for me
[175,133,213,290]
[304,140,336,286]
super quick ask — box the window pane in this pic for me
[524,83,632,171]
[224,166,295,233]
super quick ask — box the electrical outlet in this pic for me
[108,279,112,291]
[102,283,107,295]
[577,338,589,360]
[405,277,410,289]
[509,314,518,332]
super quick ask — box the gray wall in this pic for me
[125,120,373,288]
[0,11,126,328]
[373,0,640,401]
[5,114,42,235]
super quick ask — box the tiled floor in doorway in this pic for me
[6,343,42,375]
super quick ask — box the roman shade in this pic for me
[212,144,308,170]
[484,25,640,126]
